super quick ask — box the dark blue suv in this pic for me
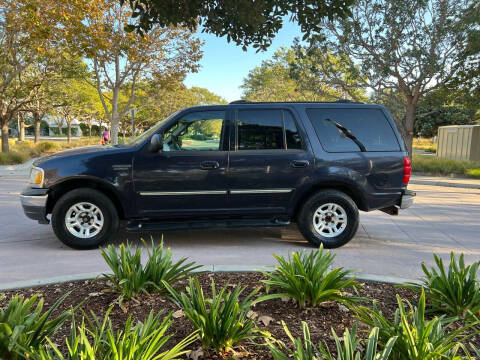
[20,101,415,249]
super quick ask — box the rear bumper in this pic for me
[400,189,416,209]
[20,188,49,224]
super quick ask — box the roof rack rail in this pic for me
[334,99,363,103]
[229,100,251,104]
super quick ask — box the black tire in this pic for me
[51,188,119,249]
[297,189,359,249]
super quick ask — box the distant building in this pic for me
[44,115,83,137]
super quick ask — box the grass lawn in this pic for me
[0,138,101,165]
[413,138,437,153]
[412,153,480,179]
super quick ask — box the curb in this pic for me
[410,179,480,189]
[0,265,419,291]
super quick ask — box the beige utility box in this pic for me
[437,125,480,161]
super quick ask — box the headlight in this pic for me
[29,167,45,188]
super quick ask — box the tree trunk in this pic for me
[404,101,416,157]
[1,121,9,153]
[88,124,92,138]
[34,117,41,144]
[18,115,25,142]
[110,88,120,145]
[67,122,71,143]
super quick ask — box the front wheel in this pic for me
[51,188,119,249]
[297,189,359,248]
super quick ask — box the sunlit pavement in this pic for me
[1,176,479,287]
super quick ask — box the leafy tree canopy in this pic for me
[241,45,367,102]
[120,0,354,51]
[309,0,477,154]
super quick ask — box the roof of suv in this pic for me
[228,99,364,105]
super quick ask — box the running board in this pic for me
[126,218,291,232]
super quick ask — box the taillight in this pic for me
[403,157,412,185]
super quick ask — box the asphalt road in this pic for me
[1,176,479,288]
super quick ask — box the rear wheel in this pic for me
[297,189,359,248]
[52,188,119,249]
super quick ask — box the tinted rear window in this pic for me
[306,108,400,152]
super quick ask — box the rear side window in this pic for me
[237,109,303,150]
[284,110,303,150]
[306,108,400,152]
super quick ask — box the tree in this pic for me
[313,0,476,155]
[121,0,354,51]
[122,83,227,135]
[290,40,368,102]
[449,1,480,96]
[241,46,367,102]
[414,86,478,137]
[0,0,89,152]
[76,0,202,144]
[241,48,307,101]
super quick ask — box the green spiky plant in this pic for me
[28,308,197,360]
[404,252,480,319]
[259,245,361,308]
[266,321,397,360]
[101,238,201,302]
[354,289,475,360]
[163,277,261,354]
[0,293,71,360]
[318,325,397,360]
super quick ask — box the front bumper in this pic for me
[20,188,49,224]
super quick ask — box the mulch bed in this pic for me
[0,273,478,359]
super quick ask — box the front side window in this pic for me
[237,109,303,150]
[163,111,225,151]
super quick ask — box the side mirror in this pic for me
[149,133,163,153]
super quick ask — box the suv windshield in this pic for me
[124,111,178,146]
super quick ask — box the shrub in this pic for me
[412,154,480,178]
[266,321,396,360]
[0,293,71,360]
[260,246,360,308]
[404,252,480,319]
[0,151,29,165]
[466,169,480,178]
[29,308,197,360]
[355,289,473,360]
[164,277,260,354]
[12,141,40,157]
[102,239,200,302]
[36,141,60,153]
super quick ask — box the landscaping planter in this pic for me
[0,272,438,359]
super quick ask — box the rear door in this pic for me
[227,107,313,214]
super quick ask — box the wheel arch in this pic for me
[46,177,126,219]
[292,181,367,219]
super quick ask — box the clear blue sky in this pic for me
[184,20,302,102]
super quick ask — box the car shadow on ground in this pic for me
[109,224,311,249]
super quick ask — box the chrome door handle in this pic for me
[200,161,220,170]
[291,160,309,168]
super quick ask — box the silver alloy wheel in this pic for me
[65,202,104,239]
[312,202,347,238]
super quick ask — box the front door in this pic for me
[227,107,313,215]
[133,109,230,217]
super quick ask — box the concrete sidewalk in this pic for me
[0,159,34,177]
